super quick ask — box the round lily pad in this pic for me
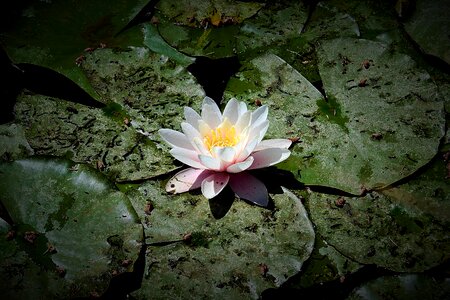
[225,43,445,194]
[0,157,143,298]
[13,47,205,181]
[128,181,315,299]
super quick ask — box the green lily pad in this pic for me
[346,274,450,300]
[128,182,315,299]
[307,155,450,272]
[0,157,143,298]
[13,47,205,181]
[403,0,450,65]
[0,123,34,161]
[225,42,444,194]
[0,0,149,99]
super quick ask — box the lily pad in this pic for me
[13,47,205,181]
[225,43,444,194]
[0,157,143,298]
[307,153,450,272]
[128,182,315,299]
[403,0,450,65]
[0,0,149,99]
[347,274,450,300]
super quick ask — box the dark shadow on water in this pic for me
[188,56,241,104]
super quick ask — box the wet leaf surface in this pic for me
[127,181,315,299]
[13,47,204,181]
[0,157,143,298]
[307,155,450,272]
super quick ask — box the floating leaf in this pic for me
[308,154,450,272]
[225,42,445,194]
[0,157,143,298]
[13,47,204,181]
[128,182,315,299]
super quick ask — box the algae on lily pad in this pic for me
[13,47,205,181]
[307,178,450,272]
[0,157,143,298]
[0,0,150,99]
[129,181,315,299]
[0,123,34,160]
[225,41,444,194]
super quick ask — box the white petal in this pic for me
[237,101,248,116]
[198,154,221,170]
[248,120,269,144]
[181,122,201,141]
[248,148,291,170]
[158,129,194,150]
[166,168,212,194]
[226,156,254,173]
[201,173,230,199]
[202,97,222,128]
[184,106,201,128]
[223,98,239,124]
[170,148,204,169]
[213,146,235,163]
[235,136,258,162]
[235,111,252,134]
[192,137,210,155]
[198,120,212,136]
[254,139,292,151]
[251,105,268,127]
[229,172,268,206]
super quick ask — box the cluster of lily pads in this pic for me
[0,0,449,299]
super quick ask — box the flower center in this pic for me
[204,122,240,151]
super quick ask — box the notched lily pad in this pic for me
[129,182,315,299]
[0,157,143,299]
[13,47,205,181]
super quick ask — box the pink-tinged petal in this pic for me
[198,154,221,170]
[226,156,254,173]
[184,106,201,128]
[248,148,291,170]
[248,120,269,144]
[201,173,230,199]
[251,105,268,127]
[223,98,239,124]
[229,172,268,206]
[158,129,194,150]
[254,139,292,151]
[213,146,235,163]
[235,111,252,134]
[170,148,205,169]
[202,97,222,128]
[166,168,212,194]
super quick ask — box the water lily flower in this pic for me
[158,97,292,206]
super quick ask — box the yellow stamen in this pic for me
[204,120,240,152]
